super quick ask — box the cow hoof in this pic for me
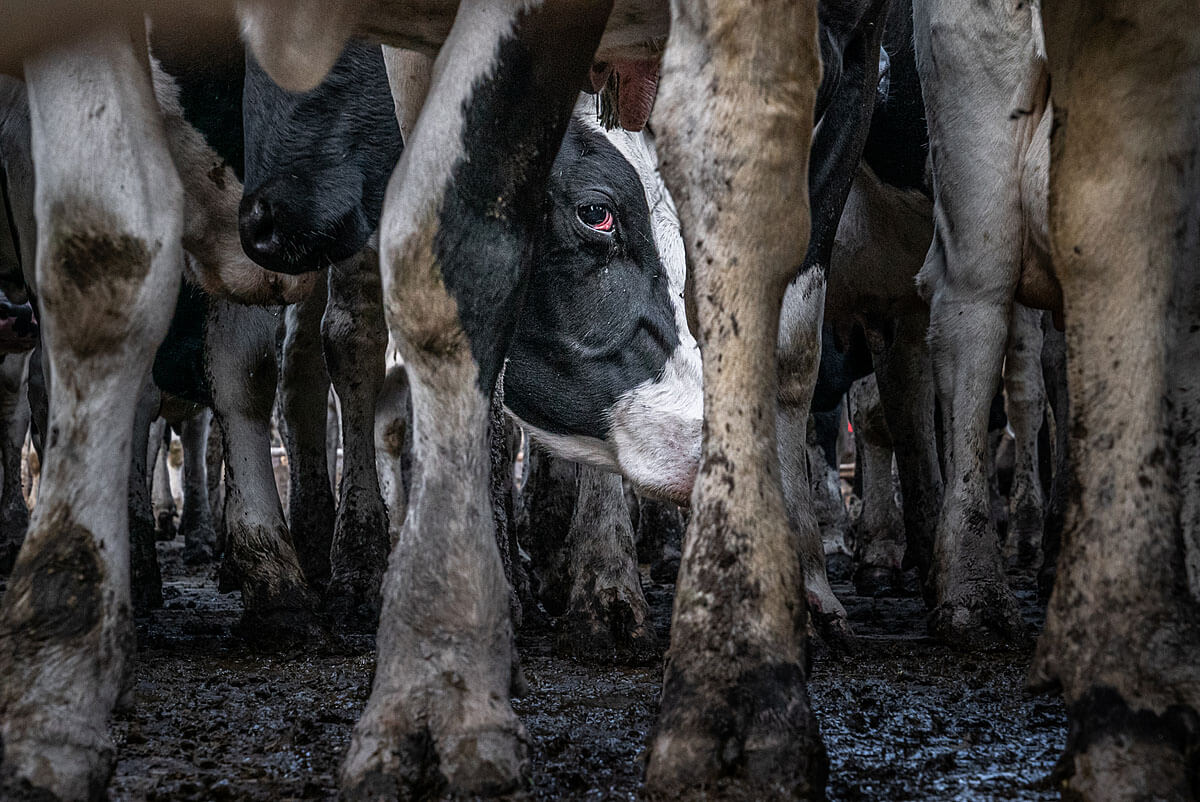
[1055,724,1198,801]
[342,709,529,799]
[646,660,827,797]
[556,586,659,665]
[649,552,680,584]
[928,579,1028,647]
[181,538,214,567]
[154,510,178,542]
[825,551,854,583]
[235,604,328,649]
[853,564,903,598]
[0,721,115,801]
[324,590,380,635]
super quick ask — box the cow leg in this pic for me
[558,464,657,664]
[279,276,335,586]
[517,447,577,617]
[1029,3,1200,796]
[849,374,905,598]
[340,3,609,796]
[1002,304,1045,571]
[129,378,163,611]
[148,417,177,541]
[646,0,826,793]
[779,274,853,652]
[374,362,411,546]
[636,495,685,583]
[873,310,943,600]
[179,408,217,565]
[323,250,389,632]
[1037,315,1069,598]
[0,353,29,574]
[206,297,317,637]
[911,0,1041,644]
[0,26,182,798]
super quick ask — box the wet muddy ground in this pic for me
[93,542,1064,800]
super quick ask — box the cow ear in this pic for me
[238,0,357,92]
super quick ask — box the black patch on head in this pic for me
[241,39,402,273]
[503,120,678,440]
[434,2,613,395]
[151,19,246,181]
[153,280,212,406]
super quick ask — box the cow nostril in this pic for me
[240,196,279,256]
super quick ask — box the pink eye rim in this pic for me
[577,203,615,233]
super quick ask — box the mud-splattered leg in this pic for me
[645,0,827,793]
[340,2,611,796]
[0,26,182,798]
[1002,304,1045,571]
[1037,316,1068,598]
[278,276,335,586]
[779,272,852,652]
[179,408,217,565]
[206,297,317,638]
[558,464,657,664]
[374,362,410,546]
[324,250,389,632]
[911,0,1041,644]
[872,311,942,602]
[1029,3,1200,796]
[849,374,905,598]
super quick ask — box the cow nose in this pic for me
[239,194,281,262]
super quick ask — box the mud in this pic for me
[25,540,1063,800]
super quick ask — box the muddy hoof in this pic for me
[928,580,1028,647]
[854,564,904,598]
[825,551,854,583]
[0,723,116,801]
[808,603,857,656]
[154,511,178,542]
[325,590,380,636]
[235,605,330,649]
[649,553,680,584]
[646,659,827,797]
[342,717,529,799]
[556,592,659,665]
[182,539,214,566]
[1036,562,1056,601]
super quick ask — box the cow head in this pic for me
[504,109,702,504]
[239,39,401,274]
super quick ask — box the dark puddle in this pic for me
[105,542,1064,800]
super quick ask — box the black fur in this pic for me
[504,122,678,439]
[240,39,402,274]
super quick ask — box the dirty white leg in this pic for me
[0,26,182,798]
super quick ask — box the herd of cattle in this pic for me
[0,0,1196,799]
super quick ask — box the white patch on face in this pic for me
[548,101,703,503]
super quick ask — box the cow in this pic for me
[238,36,699,638]
[0,2,824,799]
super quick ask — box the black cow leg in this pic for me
[279,277,335,587]
[323,251,389,633]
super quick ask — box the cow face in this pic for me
[239,39,402,274]
[504,113,702,504]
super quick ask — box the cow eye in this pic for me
[577,203,615,233]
